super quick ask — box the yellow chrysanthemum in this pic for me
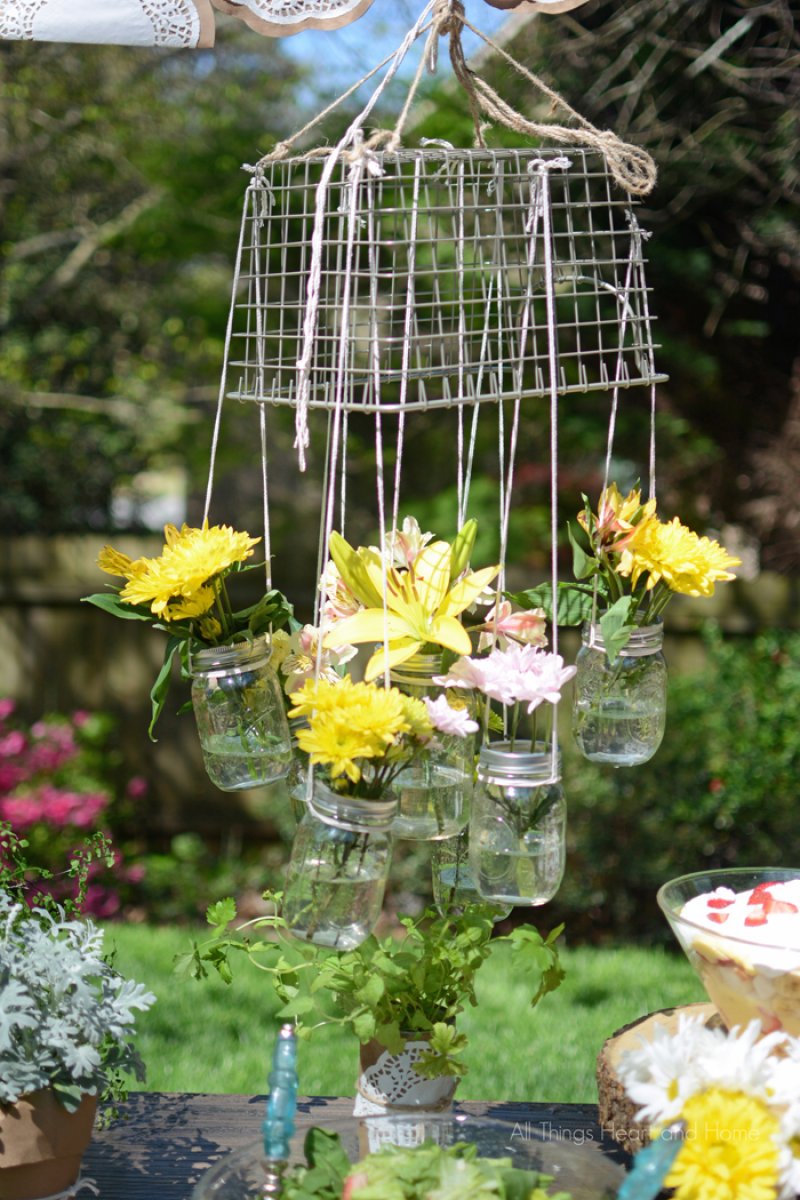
[100,522,260,618]
[296,716,379,784]
[618,517,741,597]
[667,1088,781,1200]
[289,676,357,720]
[399,694,434,741]
[158,585,217,623]
[291,680,413,780]
[97,545,137,578]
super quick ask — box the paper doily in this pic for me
[210,0,375,37]
[0,0,215,46]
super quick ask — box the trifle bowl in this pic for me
[658,867,800,1036]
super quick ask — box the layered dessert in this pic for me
[676,878,800,1035]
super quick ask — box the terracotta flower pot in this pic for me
[0,1090,97,1200]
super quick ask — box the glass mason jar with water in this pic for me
[431,828,513,922]
[469,743,566,907]
[283,781,396,950]
[572,621,667,766]
[386,654,474,841]
[190,637,292,792]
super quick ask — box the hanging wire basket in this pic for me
[226,145,666,416]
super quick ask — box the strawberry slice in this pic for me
[709,912,729,924]
[764,897,798,915]
[745,911,768,926]
[749,882,781,905]
[708,898,733,909]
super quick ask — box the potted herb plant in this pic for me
[182,893,563,1116]
[0,825,156,1200]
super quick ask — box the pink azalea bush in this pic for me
[0,699,146,917]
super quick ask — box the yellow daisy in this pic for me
[667,1088,781,1200]
[619,517,740,597]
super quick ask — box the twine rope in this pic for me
[444,1,657,196]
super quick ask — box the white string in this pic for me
[530,157,571,779]
[293,0,438,470]
[202,181,252,524]
[313,158,363,690]
[259,405,272,592]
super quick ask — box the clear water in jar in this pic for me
[391,763,470,841]
[573,696,665,766]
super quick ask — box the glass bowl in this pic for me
[191,1113,624,1200]
[658,867,800,1035]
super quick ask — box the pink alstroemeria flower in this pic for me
[478,601,548,651]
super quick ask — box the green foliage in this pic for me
[0,33,304,532]
[560,625,800,941]
[182,898,563,1080]
[281,1130,569,1200]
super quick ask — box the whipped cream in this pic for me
[680,879,800,973]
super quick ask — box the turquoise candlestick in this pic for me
[617,1125,684,1200]
[262,1023,299,1163]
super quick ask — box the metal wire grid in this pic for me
[226,147,667,414]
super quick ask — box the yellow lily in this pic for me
[323,525,499,682]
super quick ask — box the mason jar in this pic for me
[283,781,396,950]
[385,654,474,841]
[285,718,310,824]
[572,621,667,767]
[469,742,566,907]
[190,637,292,792]
[431,828,512,922]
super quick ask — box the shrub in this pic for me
[0,700,144,917]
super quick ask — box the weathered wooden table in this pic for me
[80,1093,630,1198]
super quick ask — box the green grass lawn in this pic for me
[106,923,706,1103]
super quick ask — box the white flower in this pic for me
[618,1014,792,1126]
[280,625,357,695]
[423,695,479,738]
[383,517,435,569]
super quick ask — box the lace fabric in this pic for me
[0,0,215,46]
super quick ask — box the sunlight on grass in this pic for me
[106,924,705,1103]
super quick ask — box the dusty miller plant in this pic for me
[0,825,155,1113]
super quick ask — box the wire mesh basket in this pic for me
[226,145,666,415]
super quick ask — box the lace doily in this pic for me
[0,0,215,45]
[353,1042,458,1118]
[211,0,375,37]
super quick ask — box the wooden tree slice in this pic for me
[596,1003,721,1155]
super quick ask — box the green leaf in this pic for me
[206,897,237,928]
[277,994,315,1018]
[599,596,635,662]
[352,1009,377,1042]
[356,973,385,1008]
[328,532,384,609]
[449,518,478,582]
[82,592,154,621]
[507,583,597,627]
[568,522,598,581]
[148,636,183,741]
